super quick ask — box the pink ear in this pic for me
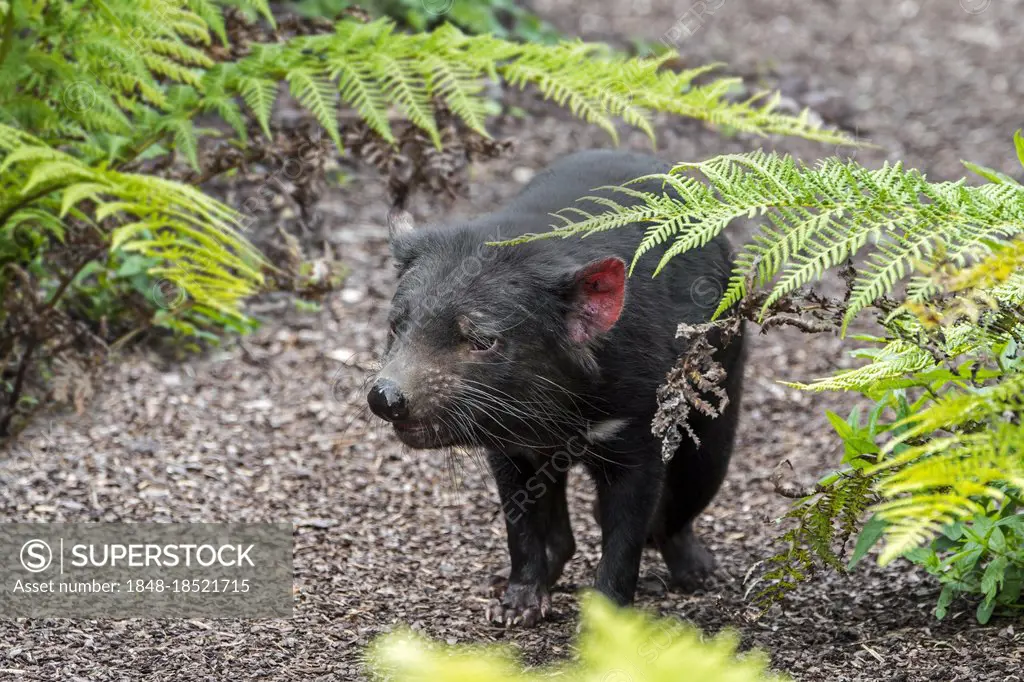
[568,257,626,343]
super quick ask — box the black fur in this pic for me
[368,149,745,626]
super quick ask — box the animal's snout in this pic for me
[367,378,410,422]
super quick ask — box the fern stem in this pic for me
[115,132,172,170]
[0,182,65,228]
[40,246,104,314]
[0,339,34,436]
[182,143,268,187]
[115,105,204,170]
[0,0,14,73]
[1003,490,1024,508]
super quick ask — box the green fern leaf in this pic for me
[164,118,201,170]
[59,182,109,217]
[187,0,228,44]
[287,67,342,149]
[373,53,439,147]
[327,54,394,143]
[236,76,278,138]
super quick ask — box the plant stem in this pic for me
[0,338,35,437]
[40,246,104,313]
[1003,490,1024,508]
[114,131,169,171]
[0,247,103,436]
[0,183,66,228]
[0,1,16,73]
[114,105,204,171]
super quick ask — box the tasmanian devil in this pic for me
[367,149,744,626]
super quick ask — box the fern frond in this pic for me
[871,422,1024,562]
[782,340,936,393]
[234,73,278,138]
[373,52,439,147]
[163,118,201,169]
[949,235,1024,293]
[219,18,856,151]
[0,124,264,316]
[198,86,247,140]
[520,151,1024,333]
[142,53,203,88]
[885,373,1024,449]
[187,0,228,45]
[756,469,875,609]
[422,55,489,138]
[286,67,342,148]
[502,51,621,144]
[326,52,394,143]
[498,186,668,248]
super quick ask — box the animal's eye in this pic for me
[469,335,498,354]
[457,315,497,354]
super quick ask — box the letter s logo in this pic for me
[20,539,52,573]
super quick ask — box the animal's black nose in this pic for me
[367,379,410,422]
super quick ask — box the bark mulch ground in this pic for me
[2,1,1023,680]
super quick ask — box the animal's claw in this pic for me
[485,582,551,628]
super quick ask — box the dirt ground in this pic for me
[3,1,1024,680]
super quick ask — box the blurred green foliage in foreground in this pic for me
[370,593,788,682]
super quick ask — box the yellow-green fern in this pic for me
[372,593,788,682]
[0,124,264,313]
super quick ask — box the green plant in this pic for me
[506,134,1024,621]
[1,124,265,312]
[294,0,561,44]
[219,21,856,150]
[901,500,1024,624]
[370,593,788,682]
[754,401,893,607]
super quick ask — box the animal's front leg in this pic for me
[591,451,664,605]
[485,450,551,627]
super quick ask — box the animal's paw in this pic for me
[663,533,716,592]
[485,582,551,627]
